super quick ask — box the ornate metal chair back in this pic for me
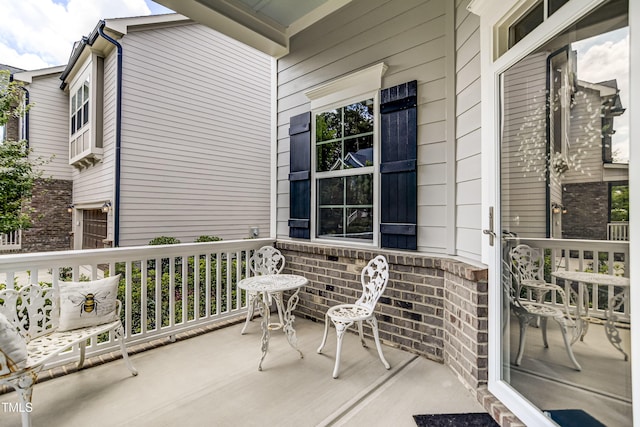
[0,284,59,343]
[509,244,545,284]
[355,255,389,311]
[249,246,285,276]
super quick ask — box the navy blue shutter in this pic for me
[380,81,418,250]
[288,112,311,239]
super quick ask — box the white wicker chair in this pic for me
[507,244,581,371]
[317,255,391,378]
[240,246,286,335]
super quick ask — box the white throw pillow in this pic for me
[58,275,121,331]
[0,312,28,375]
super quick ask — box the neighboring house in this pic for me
[11,14,272,250]
[1,64,72,253]
[155,0,637,426]
[500,50,629,241]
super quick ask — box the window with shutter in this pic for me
[288,64,417,249]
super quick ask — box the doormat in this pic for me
[413,413,498,427]
[544,409,606,427]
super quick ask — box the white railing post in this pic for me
[516,237,630,323]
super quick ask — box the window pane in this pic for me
[76,110,82,132]
[71,94,76,112]
[344,100,374,136]
[76,87,82,104]
[317,141,342,172]
[83,82,90,102]
[344,136,374,168]
[71,116,76,134]
[318,177,344,205]
[509,1,543,48]
[346,207,372,239]
[548,0,569,17]
[346,174,373,205]
[83,102,89,125]
[316,109,342,142]
[318,207,343,237]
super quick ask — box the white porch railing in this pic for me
[509,237,630,323]
[0,229,22,251]
[608,221,629,241]
[0,238,274,369]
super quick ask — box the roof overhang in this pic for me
[60,13,191,88]
[13,65,66,83]
[152,0,352,57]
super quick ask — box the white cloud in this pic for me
[0,0,156,69]
[575,29,630,162]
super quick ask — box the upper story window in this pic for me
[315,99,375,240]
[67,55,103,168]
[71,77,90,135]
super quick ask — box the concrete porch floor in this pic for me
[1,317,487,427]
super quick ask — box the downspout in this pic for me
[545,45,570,238]
[20,88,30,147]
[97,21,123,247]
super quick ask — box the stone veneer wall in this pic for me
[19,178,73,253]
[275,241,489,391]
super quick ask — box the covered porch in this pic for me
[1,316,486,427]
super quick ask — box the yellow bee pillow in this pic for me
[0,312,28,375]
[58,275,121,331]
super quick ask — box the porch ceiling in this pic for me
[152,0,352,57]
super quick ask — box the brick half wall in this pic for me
[276,241,488,391]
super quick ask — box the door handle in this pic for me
[483,207,495,246]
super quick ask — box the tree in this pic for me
[0,69,38,234]
[611,185,629,221]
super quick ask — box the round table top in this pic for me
[237,274,308,292]
[552,270,630,287]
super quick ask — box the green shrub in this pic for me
[148,236,181,245]
[195,235,223,242]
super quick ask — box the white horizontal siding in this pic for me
[500,52,548,238]
[26,73,71,180]
[454,0,481,260]
[117,23,271,246]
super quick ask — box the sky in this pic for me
[0,0,174,71]
[574,27,629,163]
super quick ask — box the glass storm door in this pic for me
[498,1,632,425]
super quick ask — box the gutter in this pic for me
[97,21,123,248]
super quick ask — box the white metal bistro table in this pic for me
[237,273,308,370]
[552,270,630,360]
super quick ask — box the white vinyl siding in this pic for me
[500,52,548,238]
[25,73,71,180]
[117,23,271,246]
[276,0,483,259]
[455,0,482,259]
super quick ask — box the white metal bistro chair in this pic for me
[317,254,391,378]
[241,246,286,334]
[507,244,581,370]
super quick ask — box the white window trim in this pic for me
[305,62,387,247]
[469,0,639,426]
